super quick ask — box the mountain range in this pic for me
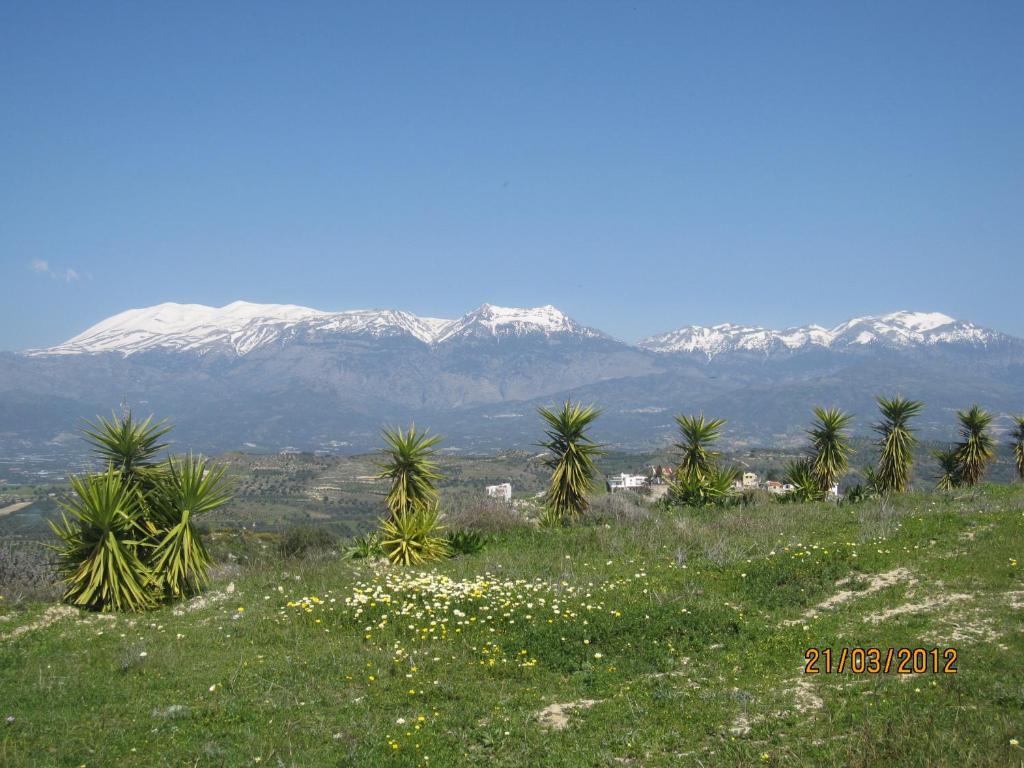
[2,302,1022,457]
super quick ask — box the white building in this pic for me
[485,482,512,502]
[607,473,648,492]
[741,472,759,488]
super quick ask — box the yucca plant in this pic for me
[873,396,924,494]
[379,504,450,566]
[52,411,232,611]
[537,401,605,524]
[862,464,882,497]
[83,411,171,487]
[668,464,738,507]
[147,454,232,598]
[446,529,489,556]
[49,467,155,612]
[342,533,382,561]
[933,447,960,491]
[783,460,825,502]
[806,407,854,495]
[673,414,726,480]
[953,405,994,487]
[377,425,443,519]
[1010,415,1024,480]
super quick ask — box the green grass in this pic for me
[1,486,1022,767]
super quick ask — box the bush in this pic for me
[666,465,738,508]
[442,497,529,535]
[49,412,232,611]
[380,505,450,565]
[0,539,60,603]
[587,492,652,524]
[51,468,157,612]
[279,524,340,559]
[445,529,489,556]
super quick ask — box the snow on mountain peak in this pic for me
[434,303,598,342]
[639,311,999,358]
[35,301,600,356]
[879,311,955,332]
[33,302,1003,359]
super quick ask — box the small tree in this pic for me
[807,407,854,495]
[668,413,736,507]
[1011,416,1024,480]
[375,425,448,565]
[953,405,994,487]
[933,447,959,491]
[673,414,726,479]
[537,401,605,525]
[873,396,924,494]
[377,425,442,519]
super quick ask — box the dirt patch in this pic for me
[958,523,994,541]
[0,605,78,641]
[791,676,824,713]
[1006,591,1024,610]
[171,583,234,616]
[921,609,1001,644]
[729,710,752,736]
[783,568,917,625]
[536,699,601,730]
[864,593,972,624]
[0,501,33,518]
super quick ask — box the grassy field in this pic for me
[1,485,1022,767]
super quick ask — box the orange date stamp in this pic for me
[803,647,958,674]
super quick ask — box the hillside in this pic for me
[1,485,1022,767]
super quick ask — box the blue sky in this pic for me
[1,1,1022,350]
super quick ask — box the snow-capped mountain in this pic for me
[33,304,1011,359]
[638,311,1006,359]
[5,303,1022,455]
[434,304,605,343]
[35,301,602,357]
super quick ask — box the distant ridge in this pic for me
[32,301,603,357]
[4,302,1023,455]
[638,311,1005,359]
[31,303,1014,359]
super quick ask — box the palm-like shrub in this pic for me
[377,425,442,519]
[668,464,738,507]
[1010,416,1024,480]
[933,447,959,491]
[783,459,825,502]
[953,405,994,487]
[379,504,450,565]
[50,468,155,612]
[446,529,489,556]
[50,411,232,611]
[673,414,726,479]
[537,401,605,524]
[83,412,171,485]
[147,455,232,597]
[806,407,854,495]
[873,396,924,494]
[342,533,382,561]
[667,413,738,508]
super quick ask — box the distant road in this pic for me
[0,501,33,518]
